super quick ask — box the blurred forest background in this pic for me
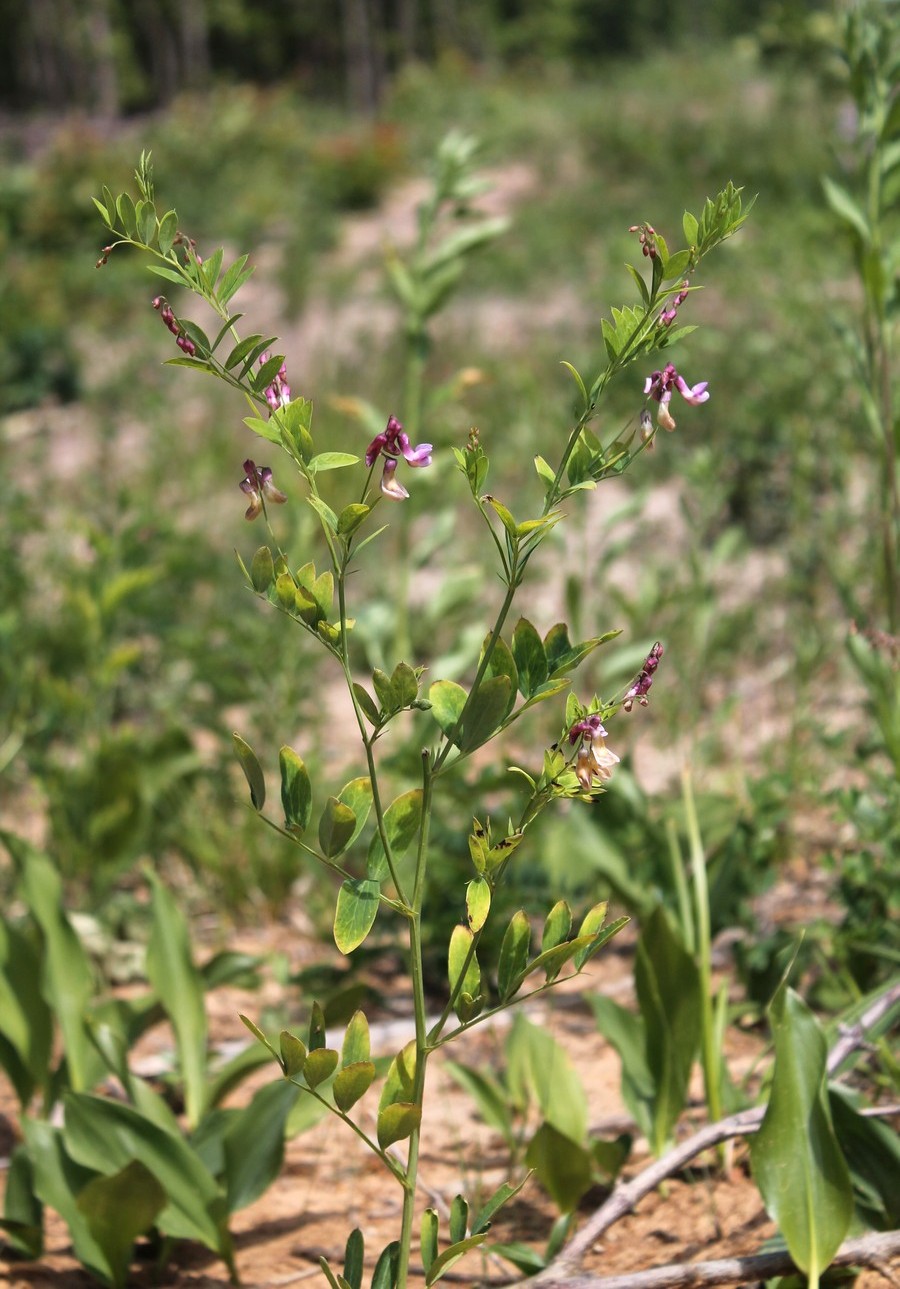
[0,0,896,1009]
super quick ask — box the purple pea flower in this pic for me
[240,459,287,521]
[365,415,432,500]
[643,363,709,432]
[568,713,620,790]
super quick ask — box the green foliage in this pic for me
[591,907,702,1157]
[446,1013,631,1218]
[750,984,854,1284]
[0,848,291,1284]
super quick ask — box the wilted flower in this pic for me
[568,713,619,789]
[260,353,291,410]
[152,295,196,356]
[623,641,664,711]
[239,459,287,521]
[365,414,432,500]
[643,363,709,431]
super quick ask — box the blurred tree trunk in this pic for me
[133,0,210,104]
[340,0,384,114]
[18,0,119,112]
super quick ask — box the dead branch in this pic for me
[532,979,900,1283]
[528,1228,900,1289]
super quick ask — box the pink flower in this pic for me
[239,459,287,521]
[623,641,664,711]
[365,415,432,500]
[643,363,709,431]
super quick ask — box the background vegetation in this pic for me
[0,0,894,1103]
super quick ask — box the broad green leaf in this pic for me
[512,618,548,698]
[682,210,699,244]
[498,911,531,1001]
[750,985,853,1278]
[448,925,481,1021]
[279,1031,307,1078]
[466,878,491,932]
[77,1160,166,1288]
[449,1194,468,1244]
[421,1209,439,1275]
[391,660,419,707]
[250,545,274,592]
[20,849,96,1093]
[252,352,286,391]
[334,879,381,954]
[371,1240,400,1289]
[541,901,572,953]
[379,1040,416,1112]
[428,679,467,744]
[480,633,518,717]
[589,994,654,1140]
[336,777,374,849]
[318,797,357,857]
[352,683,380,726]
[63,1093,228,1254]
[506,1016,588,1143]
[461,676,511,751]
[135,198,156,247]
[366,789,423,881]
[222,1079,299,1212]
[1,1145,43,1258]
[333,1061,376,1112]
[304,1048,339,1089]
[308,451,360,472]
[341,1011,371,1067]
[525,1124,592,1213]
[343,1227,365,1289]
[573,901,609,969]
[822,176,871,244]
[146,263,187,286]
[0,917,52,1094]
[426,1233,488,1286]
[23,1119,113,1282]
[829,1086,900,1228]
[233,734,265,810]
[635,906,702,1155]
[338,503,370,537]
[145,871,207,1129]
[377,1102,421,1150]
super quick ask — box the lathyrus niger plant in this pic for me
[90,148,751,1288]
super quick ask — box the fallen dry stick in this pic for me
[528,1228,900,1289]
[532,979,900,1284]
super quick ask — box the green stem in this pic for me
[395,754,434,1289]
[432,573,520,773]
[682,765,722,1127]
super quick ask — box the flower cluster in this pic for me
[239,459,287,521]
[365,415,432,501]
[623,641,664,711]
[658,280,690,327]
[260,354,291,410]
[568,714,620,790]
[152,296,195,356]
[643,363,709,432]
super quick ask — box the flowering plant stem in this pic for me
[94,151,751,1287]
